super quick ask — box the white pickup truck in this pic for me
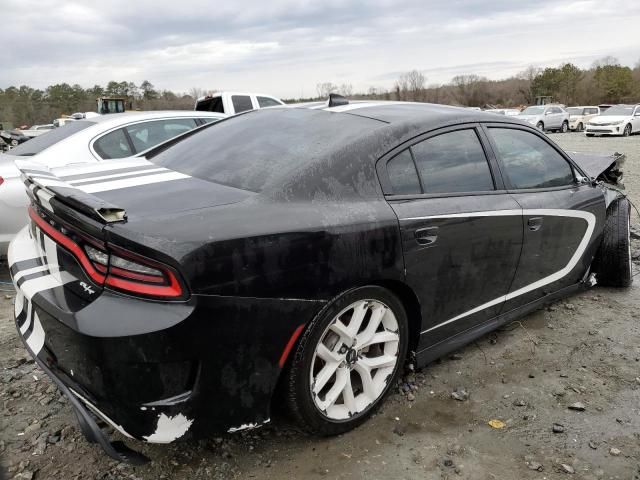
[194,91,284,115]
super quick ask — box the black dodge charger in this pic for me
[8,102,632,463]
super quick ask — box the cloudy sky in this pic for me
[2,0,639,98]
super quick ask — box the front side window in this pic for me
[125,119,198,154]
[93,128,132,159]
[488,128,574,189]
[410,129,494,194]
[387,149,421,195]
[257,96,282,108]
[231,95,253,113]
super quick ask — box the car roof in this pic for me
[87,110,224,125]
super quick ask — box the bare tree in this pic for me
[592,56,619,68]
[316,82,338,98]
[395,70,426,101]
[451,74,488,106]
[338,83,353,97]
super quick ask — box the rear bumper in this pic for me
[9,226,325,456]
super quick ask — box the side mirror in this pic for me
[545,111,552,115]
[635,111,640,116]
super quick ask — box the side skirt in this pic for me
[415,282,587,367]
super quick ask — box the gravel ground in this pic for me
[1,133,640,480]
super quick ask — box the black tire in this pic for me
[622,124,632,137]
[577,122,584,132]
[536,121,544,131]
[286,286,409,436]
[10,139,18,146]
[594,198,633,287]
[561,121,569,133]
[586,133,595,137]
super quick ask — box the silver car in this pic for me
[0,111,225,256]
[518,105,570,133]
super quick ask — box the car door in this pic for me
[379,125,524,349]
[547,107,561,129]
[632,106,640,131]
[482,124,606,311]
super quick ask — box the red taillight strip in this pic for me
[278,324,305,368]
[28,206,184,299]
[108,265,165,284]
[28,207,106,284]
[106,247,183,297]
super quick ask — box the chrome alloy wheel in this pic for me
[309,299,400,420]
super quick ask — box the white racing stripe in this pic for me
[12,264,50,283]
[418,208,596,335]
[26,312,45,354]
[79,170,190,193]
[68,167,168,185]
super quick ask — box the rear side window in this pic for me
[410,129,495,194]
[93,128,132,159]
[231,95,253,113]
[125,119,197,154]
[257,96,282,108]
[387,150,421,195]
[488,128,574,189]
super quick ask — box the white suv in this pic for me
[518,105,570,133]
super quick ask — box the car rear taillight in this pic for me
[0,176,4,187]
[29,207,185,299]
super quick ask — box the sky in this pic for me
[2,0,639,99]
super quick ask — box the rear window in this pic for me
[231,95,253,113]
[148,109,381,193]
[6,121,95,156]
[195,97,224,113]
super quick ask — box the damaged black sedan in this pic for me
[8,102,632,463]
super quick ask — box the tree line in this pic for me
[306,57,640,109]
[1,57,638,128]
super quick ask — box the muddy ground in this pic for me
[1,133,640,480]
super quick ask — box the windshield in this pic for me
[6,120,95,156]
[567,107,583,115]
[601,105,634,116]
[520,106,544,115]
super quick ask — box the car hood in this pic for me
[589,115,630,124]
[568,151,625,179]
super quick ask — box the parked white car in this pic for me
[484,108,521,116]
[518,105,570,132]
[19,124,55,138]
[195,91,284,115]
[0,110,225,256]
[586,104,640,137]
[567,106,600,132]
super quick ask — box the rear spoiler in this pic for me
[15,160,127,224]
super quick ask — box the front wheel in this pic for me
[286,286,409,435]
[10,139,18,146]
[536,122,544,131]
[594,198,633,287]
[623,124,632,137]
[561,121,569,133]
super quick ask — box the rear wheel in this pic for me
[577,122,584,132]
[561,121,569,133]
[536,122,544,131]
[594,198,633,287]
[286,286,408,435]
[623,124,632,137]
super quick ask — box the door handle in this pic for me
[528,217,543,231]
[414,227,438,246]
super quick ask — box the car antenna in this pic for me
[328,93,349,107]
